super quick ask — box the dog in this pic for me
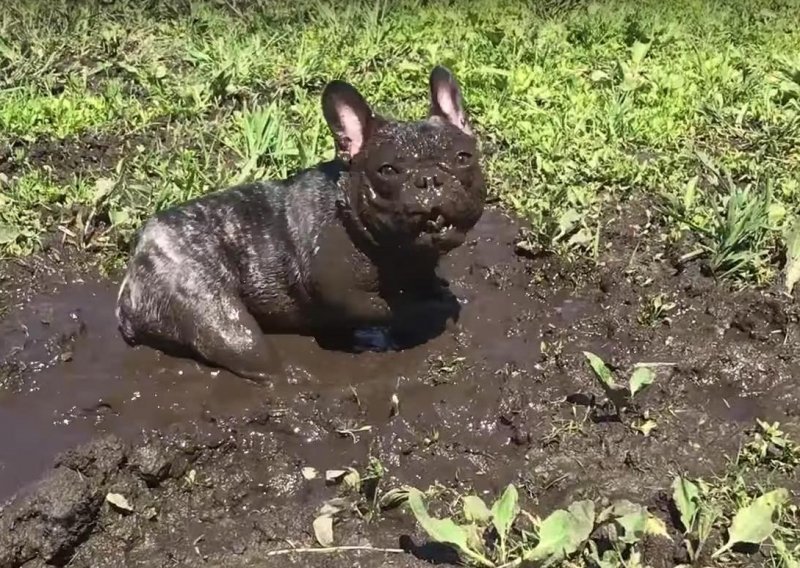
[116,65,486,381]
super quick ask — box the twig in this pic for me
[265,545,405,557]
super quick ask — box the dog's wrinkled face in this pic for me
[322,66,486,254]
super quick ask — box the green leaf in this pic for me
[630,40,652,65]
[407,490,470,549]
[464,523,486,555]
[0,224,20,245]
[555,208,582,240]
[672,476,700,533]
[406,489,491,566]
[584,352,631,410]
[462,495,492,524]
[772,536,800,568]
[379,487,409,511]
[583,352,618,389]
[92,177,116,206]
[109,209,131,227]
[712,488,790,558]
[783,217,800,295]
[526,500,595,564]
[609,500,668,544]
[683,175,699,212]
[491,484,519,551]
[629,367,656,397]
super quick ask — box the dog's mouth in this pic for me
[422,213,455,237]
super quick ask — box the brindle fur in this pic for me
[115,66,486,381]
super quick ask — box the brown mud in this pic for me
[1,204,799,567]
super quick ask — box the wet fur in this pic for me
[116,67,485,382]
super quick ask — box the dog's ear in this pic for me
[322,80,376,160]
[429,65,472,136]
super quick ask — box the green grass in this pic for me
[0,0,799,283]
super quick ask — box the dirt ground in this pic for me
[1,198,799,567]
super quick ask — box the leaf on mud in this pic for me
[583,352,618,388]
[462,495,492,524]
[783,217,800,295]
[527,500,595,563]
[635,419,658,437]
[584,352,631,410]
[325,469,347,483]
[406,489,473,554]
[313,514,335,547]
[379,487,410,510]
[0,224,20,245]
[605,500,668,544]
[712,488,790,558]
[301,467,319,480]
[343,468,361,492]
[671,476,700,534]
[629,367,655,398]
[318,497,350,518]
[491,484,520,545]
[105,492,133,513]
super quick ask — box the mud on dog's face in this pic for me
[322,66,486,253]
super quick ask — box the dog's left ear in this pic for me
[428,65,473,136]
[322,80,376,160]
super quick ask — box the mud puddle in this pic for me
[0,208,569,503]
[1,204,799,568]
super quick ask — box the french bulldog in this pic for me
[115,65,486,381]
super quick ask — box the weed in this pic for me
[385,420,799,567]
[401,482,667,567]
[637,293,676,326]
[740,420,800,473]
[582,352,657,419]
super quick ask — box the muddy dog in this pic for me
[115,66,486,381]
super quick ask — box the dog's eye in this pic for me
[457,151,472,164]
[378,164,399,176]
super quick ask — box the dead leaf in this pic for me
[313,514,334,547]
[325,469,347,483]
[105,492,133,512]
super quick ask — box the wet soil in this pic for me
[1,203,799,567]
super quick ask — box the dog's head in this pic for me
[322,66,486,255]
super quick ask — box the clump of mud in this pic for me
[1,204,799,567]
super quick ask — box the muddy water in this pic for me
[0,208,569,502]
[3,204,800,568]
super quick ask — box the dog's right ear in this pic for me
[322,80,375,161]
[428,65,473,136]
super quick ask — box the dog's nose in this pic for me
[414,173,442,189]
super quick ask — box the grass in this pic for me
[0,0,797,283]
